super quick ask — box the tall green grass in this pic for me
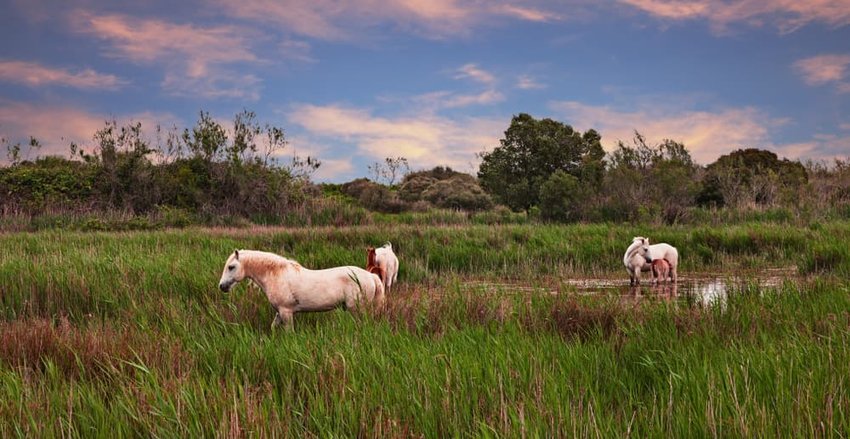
[1,223,849,436]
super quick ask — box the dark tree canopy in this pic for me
[477,113,605,212]
[602,132,699,224]
[698,148,807,207]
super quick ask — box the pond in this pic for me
[460,267,795,308]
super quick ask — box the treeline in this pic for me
[2,110,849,229]
[477,114,849,224]
[0,110,324,226]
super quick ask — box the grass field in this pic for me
[1,222,849,437]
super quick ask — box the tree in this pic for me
[698,148,807,208]
[368,157,409,186]
[477,113,605,212]
[601,132,698,223]
[183,111,227,162]
[539,170,585,222]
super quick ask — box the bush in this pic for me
[539,170,584,222]
[421,175,493,211]
[398,175,438,202]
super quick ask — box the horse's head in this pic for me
[219,250,245,292]
[632,237,652,262]
[366,247,377,267]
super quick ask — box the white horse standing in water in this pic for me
[624,237,679,285]
[218,250,385,330]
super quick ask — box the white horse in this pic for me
[218,250,385,330]
[624,237,679,285]
[374,242,399,293]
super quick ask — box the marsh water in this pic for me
[461,268,795,308]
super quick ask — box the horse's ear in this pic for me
[234,250,240,260]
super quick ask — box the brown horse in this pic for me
[651,258,670,284]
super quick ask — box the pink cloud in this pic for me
[443,90,505,108]
[794,54,850,85]
[287,103,503,171]
[214,0,563,40]
[454,63,496,85]
[74,12,262,100]
[517,74,546,90]
[496,5,560,22]
[619,0,850,33]
[551,100,786,164]
[0,60,126,90]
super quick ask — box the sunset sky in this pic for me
[1,0,848,181]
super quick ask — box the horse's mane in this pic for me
[240,250,302,274]
[624,237,647,262]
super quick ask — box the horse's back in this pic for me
[321,265,383,298]
[650,243,678,266]
[375,247,399,286]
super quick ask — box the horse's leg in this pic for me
[670,265,678,283]
[272,309,294,332]
[382,271,390,295]
[373,278,386,310]
[271,312,282,330]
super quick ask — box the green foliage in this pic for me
[699,148,807,208]
[398,174,438,202]
[1,225,850,436]
[601,132,699,224]
[421,174,493,211]
[0,109,315,222]
[478,113,605,212]
[0,156,97,210]
[539,170,585,222]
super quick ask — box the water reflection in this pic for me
[691,280,727,308]
[461,269,791,310]
[570,269,790,309]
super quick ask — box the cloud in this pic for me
[517,74,546,90]
[0,60,126,90]
[454,63,496,85]
[0,101,178,161]
[213,0,563,40]
[776,134,850,162]
[74,12,263,100]
[619,0,850,33]
[793,54,850,92]
[443,90,505,108]
[496,5,561,22]
[282,135,354,181]
[279,39,316,63]
[287,103,503,173]
[551,100,787,164]
[413,89,505,109]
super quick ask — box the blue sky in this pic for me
[1,0,848,181]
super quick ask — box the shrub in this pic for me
[539,170,585,222]
[421,175,493,211]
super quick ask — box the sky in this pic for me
[0,0,849,182]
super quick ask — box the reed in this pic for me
[1,223,848,436]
